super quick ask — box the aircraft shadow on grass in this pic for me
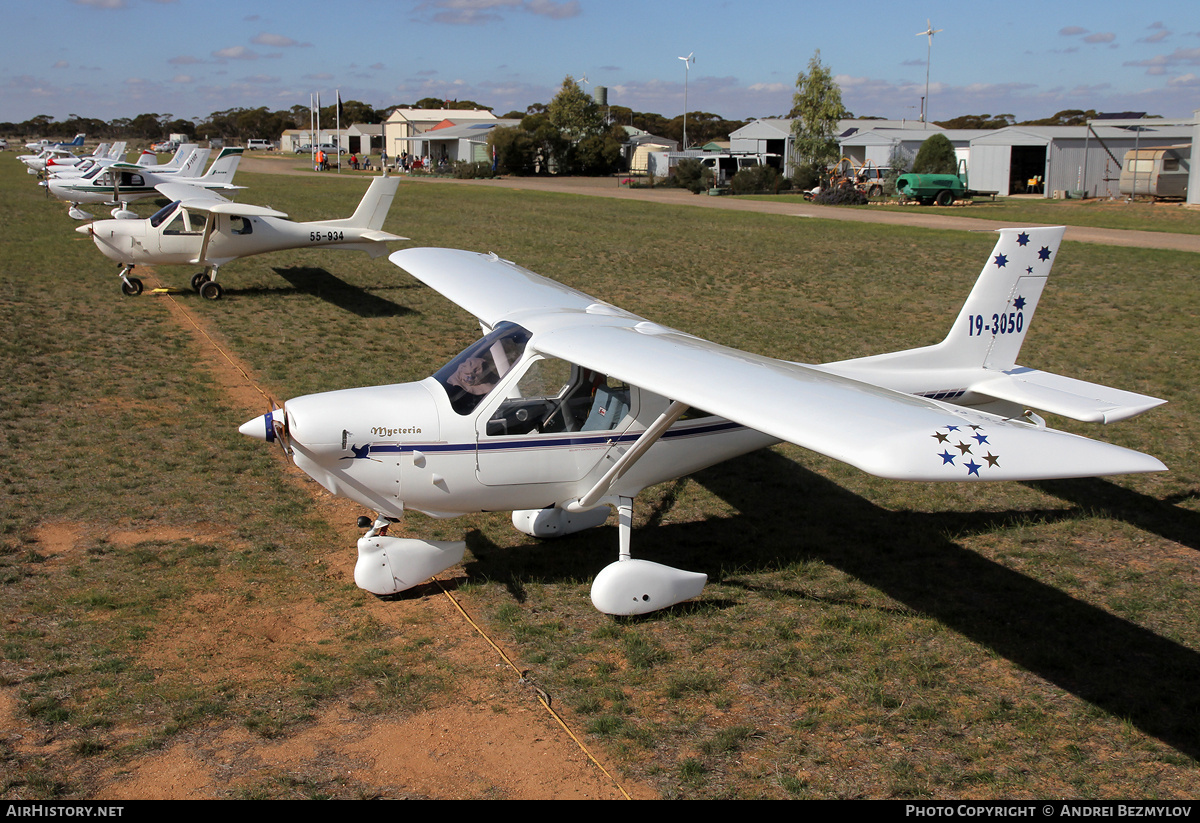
[451,447,1200,760]
[256,265,415,318]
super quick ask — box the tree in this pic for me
[911,133,958,174]
[547,76,602,140]
[935,113,1015,129]
[788,50,848,173]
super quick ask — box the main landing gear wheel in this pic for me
[199,281,223,300]
[120,278,144,297]
[190,272,210,291]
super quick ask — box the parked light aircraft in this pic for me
[24,133,85,151]
[19,147,81,174]
[48,146,240,220]
[78,175,406,298]
[22,142,121,174]
[45,144,198,185]
[238,227,1166,615]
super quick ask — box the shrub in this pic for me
[912,133,958,174]
[672,158,712,194]
[791,162,822,191]
[730,165,790,195]
[813,182,868,206]
[451,161,497,179]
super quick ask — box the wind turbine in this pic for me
[678,52,695,148]
[916,19,942,127]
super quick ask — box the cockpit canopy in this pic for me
[434,322,532,415]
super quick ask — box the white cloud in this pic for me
[420,0,580,25]
[213,46,259,60]
[1059,26,1087,37]
[252,32,311,48]
[1083,33,1116,45]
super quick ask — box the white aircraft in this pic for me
[24,133,85,152]
[19,147,82,174]
[43,148,159,182]
[45,144,199,184]
[48,146,240,220]
[39,141,112,172]
[78,175,406,299]
[239,227,1166,615]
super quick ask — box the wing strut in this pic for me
[194,210,218,266]
[568,400,689,512]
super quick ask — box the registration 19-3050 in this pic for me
[968,311,1024,336]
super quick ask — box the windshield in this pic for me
[433,322,532,415]
[149,200,181,227]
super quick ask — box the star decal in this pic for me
[930,426,1003,475]
[1026,266,1033,274]
[994,254,1008,268]
[1016,232,1030,246]
[1038,246,1052,261]
[1013,296,1026,310]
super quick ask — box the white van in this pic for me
[246,139,273,151]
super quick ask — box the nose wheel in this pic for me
[117,264,143,297]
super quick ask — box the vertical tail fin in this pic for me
[938,226,1065,371]
[830,226,1065,372]
[175,147,210,177]
[327,176,401,230]
[198,147,243,184]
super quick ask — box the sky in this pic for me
[2,0,1198,126]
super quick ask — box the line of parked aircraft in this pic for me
[19,135,1168,619]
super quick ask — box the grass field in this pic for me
[2,160,1199,798]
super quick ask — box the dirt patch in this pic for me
[95,702,643,799]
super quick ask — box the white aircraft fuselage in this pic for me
[83,204,401,268]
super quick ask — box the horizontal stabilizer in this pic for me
[972,369,1166,423]
[360,230,408,243]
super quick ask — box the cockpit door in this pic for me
[474,355,637,486]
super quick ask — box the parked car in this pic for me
[296,143,346,155]
[246,139,274,151]
[151,140,178,153]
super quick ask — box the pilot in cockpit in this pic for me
[438,323,531,414]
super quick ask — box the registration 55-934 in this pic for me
[310,230,345,242]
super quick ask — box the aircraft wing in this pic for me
[392,248,637,329]
[154,182,231,204]
[390,248,1165,482]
